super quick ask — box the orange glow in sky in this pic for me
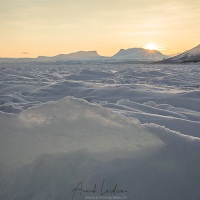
[0,0,200,58]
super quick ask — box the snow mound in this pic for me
[0,97,162,170]
[1,97,200,200]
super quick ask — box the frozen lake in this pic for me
[0,63,200,199]
[1,63,200,136]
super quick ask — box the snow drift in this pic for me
[0,97,162,169]
[1,97,200,200]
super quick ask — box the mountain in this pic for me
[160,44,200,63]
[0,48,168,63]
[36,51,104,62]
[111,48,168,61]
[0,51,105,63]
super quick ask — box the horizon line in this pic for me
[0,47,180,59]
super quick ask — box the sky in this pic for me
[0,0,200,58]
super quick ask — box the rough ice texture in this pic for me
[0,97,200,200]
[1,63,200,136]
[0,63,200,199]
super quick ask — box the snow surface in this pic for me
[0,63,200,199]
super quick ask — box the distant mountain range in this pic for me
[0,48,168,63]
[0,51,105,63]
[159,44,200,63]
[0,44,200,63]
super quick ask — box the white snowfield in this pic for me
[0,63,200,200]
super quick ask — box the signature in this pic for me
[72,180,128,199]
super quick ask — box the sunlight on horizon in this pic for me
[145,43,158,51]
[0,0,200,57]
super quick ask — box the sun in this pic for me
[145,43,158,50]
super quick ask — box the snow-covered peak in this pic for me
[35,51,104,61]
[161,44,200,63]
[112,48,167,61]
[186,44,200,56]
[54,51,100,59]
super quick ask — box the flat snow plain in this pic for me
[0,63,200,200]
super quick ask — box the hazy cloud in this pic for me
[21,52,29,55]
